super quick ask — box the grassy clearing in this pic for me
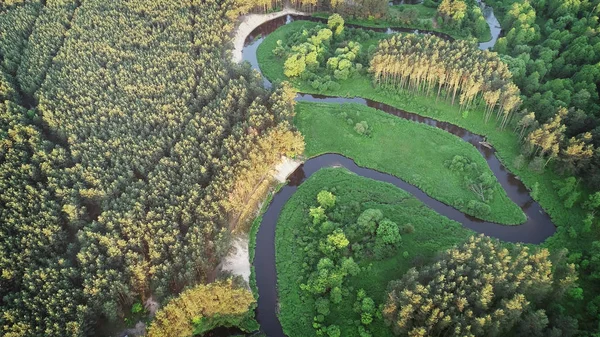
[295,101,526,224]
[257,20,588,254]
[276,168,475,337]
[390,4,437,19]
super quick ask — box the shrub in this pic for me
[513,154,526,170]
[326,81,340,91]
[330,287,342,304]
[315,297,331,316]
[531,182,540,200]
[528,156,545,173]
[334,68,350,80]
[466,199,491,217]
[400,223,415,234]
[361,313,373,325]
[131,302,143,314]
[317,190,336,209]
[354,121,370,135]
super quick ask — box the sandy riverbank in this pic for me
[231,8,306,63]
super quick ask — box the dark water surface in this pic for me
[245,14,549,337]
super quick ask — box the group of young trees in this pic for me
[276,15,374,89]
[384,235,579,337]
[518,107,595,174]
[370,34,522,129]
[235,0,388,17]
[1,0,303,336]
[298,190,407,336]
[436,0,489,39]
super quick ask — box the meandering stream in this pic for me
[244,14,553,337]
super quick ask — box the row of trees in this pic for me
[370,34,522,129]
[384,235,579,337]
[0,0,41,76]
[1,0,304,336]
[235,0,388,18]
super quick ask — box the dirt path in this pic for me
[231,8,306,63]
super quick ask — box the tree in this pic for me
[327,13,344,36]
[147,279,256,337]
[437,0,467,25]
[318,190,337,209]
[383,235,578,337]
[559,132,594,174]
[526,107,567,166]
[284,53,307,77]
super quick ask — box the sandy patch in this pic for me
[232,8,306,63]
[273,156,302,183]
[221,236,251,284]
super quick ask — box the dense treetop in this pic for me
[0,0,302,335]
[384,235,578,337]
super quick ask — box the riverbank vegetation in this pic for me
[295,102,525,224]
[276,168,474,337]
[147,279,257,337]
[479,0,600,332]
[0,0,302,336]
[260,13,599,336]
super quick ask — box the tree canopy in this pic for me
[384,235,578,337]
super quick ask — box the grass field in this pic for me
[276,168,475,337]
[257,20,588,254]
[295,101,526,224]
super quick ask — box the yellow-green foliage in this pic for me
[148,279,256,337]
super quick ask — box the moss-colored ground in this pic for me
[276,168,475,337]
[295,102,526,224]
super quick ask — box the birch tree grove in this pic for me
[370,35,522,129]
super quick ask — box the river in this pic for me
[244,14,548,337]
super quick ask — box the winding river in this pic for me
[245,14,552,337]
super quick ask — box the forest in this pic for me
[1,0,301,336]
[3,0,600,336]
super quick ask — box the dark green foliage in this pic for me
[17,0,80,97]
[0,1,42,74]
[487,0,600,190]
[277,168,473,337]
